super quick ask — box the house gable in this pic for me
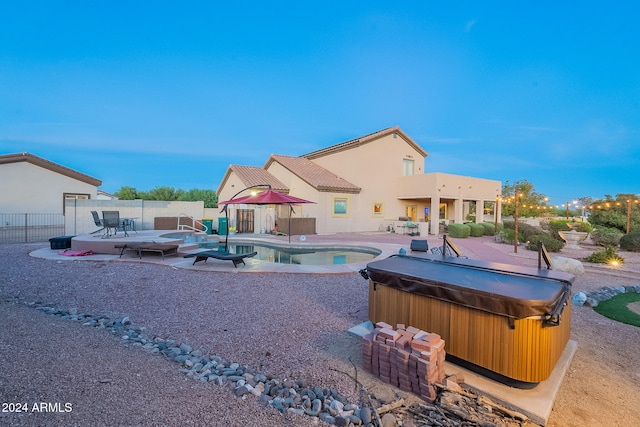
[264,155,360,194]
[216,165,288,196]
[302,126,428,160]
[0,152,102,187]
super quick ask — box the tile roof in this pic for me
[302,126,428,160]
[266,155,361,193]
[0,152,102,187]
[229,165,288,191]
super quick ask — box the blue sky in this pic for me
[2,1,638,206]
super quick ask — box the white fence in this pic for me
[64,199,208,236]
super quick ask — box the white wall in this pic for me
[64,199,205,235]
[0,162,98,214]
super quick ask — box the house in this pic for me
[217,126,502,235]
[0,152,102,214]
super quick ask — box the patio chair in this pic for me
[90,210,105,234]
[102,211,120,238]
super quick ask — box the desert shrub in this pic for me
[518,223,546,241]
[590,227,624,247]
[498,229,524,244]
[467,223,485,237]
[480,222,501,236]
[574,222,593,233]
[548,220,572,232]
[584,246,625,265]
[620,231,640,252]
[448,223,470,238]
[525,234,564,252]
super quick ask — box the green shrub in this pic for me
[548,220,571,232]
[590,227,624,247]
[480,222,501,236]
[584,246,625,264]
[467,223,485,237]
[518,223,545,241]
[503,221,515,230]
[525,234,564,252]
[498,229,524,244]
[574,222,593,233]
[620,231,640,252]
[448,223,470,238]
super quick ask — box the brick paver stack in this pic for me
[362,321,446,402]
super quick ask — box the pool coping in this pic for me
[31,232,404,275]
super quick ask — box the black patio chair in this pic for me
[102,211,120,238]
[90,210,105,234]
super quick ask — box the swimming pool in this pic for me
[225,243,380,265]
[160,232,381,265]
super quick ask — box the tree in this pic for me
[588,193,640,233]
[113,185,218,208]
[178,188,218,208]
[147,186,185,201]
[501,179,549,217]
[114,186,140,200]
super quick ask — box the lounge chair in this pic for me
[115,242,179,260]
[184,250,258,267]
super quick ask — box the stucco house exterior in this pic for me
[217,126,502,236]
[0,152,102,214]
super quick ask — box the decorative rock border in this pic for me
[10,298,377,426]
[572,284,640,307]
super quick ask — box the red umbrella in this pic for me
[219,189,315,245]
[219,189,314,206]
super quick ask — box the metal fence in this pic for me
[0,213,65,244]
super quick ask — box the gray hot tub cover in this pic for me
[365,254,574,323]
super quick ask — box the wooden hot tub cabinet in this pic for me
[364,254,574,384]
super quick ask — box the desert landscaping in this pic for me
[1,234,639,427]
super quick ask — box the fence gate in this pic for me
[236,209,255,233]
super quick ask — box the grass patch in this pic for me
[593,293,640,327]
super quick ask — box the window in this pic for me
[332,196,349,217]
[402,159,414,176]
[63,193,90,214]
[372,202,384,217]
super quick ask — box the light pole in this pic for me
[494,194,499,234]
[514,189,519,254]
[627,198,632,234]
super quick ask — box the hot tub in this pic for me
[363,254,574,384]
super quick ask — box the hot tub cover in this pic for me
[365,254,574,322]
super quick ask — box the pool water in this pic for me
[161,232,381,265]
[223,243,380,265]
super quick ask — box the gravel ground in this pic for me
[1,236,639,426]
[0,242,377,427]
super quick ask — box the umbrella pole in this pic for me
[224,206,229,252]
[288,204,294,244]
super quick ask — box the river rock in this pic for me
[381,413,398,427]
[572,292,587,306]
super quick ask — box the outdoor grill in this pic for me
[363,254,574,385]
